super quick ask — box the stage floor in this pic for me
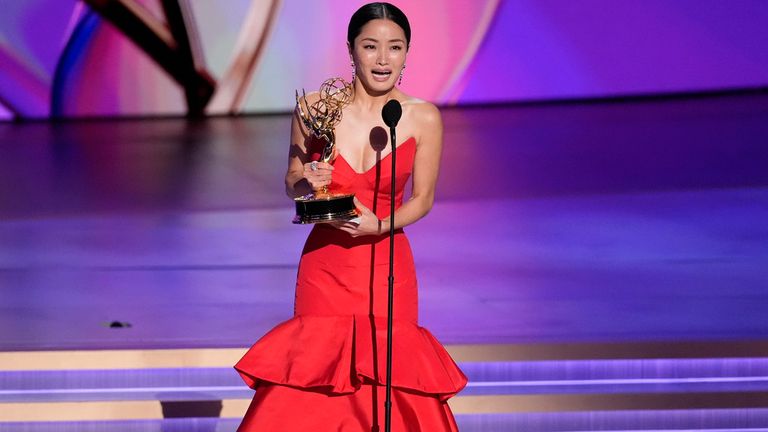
[1,92,767,351]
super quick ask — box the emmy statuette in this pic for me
[293,78,358,224]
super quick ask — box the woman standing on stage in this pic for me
[235,3,466,430]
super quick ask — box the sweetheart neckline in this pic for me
[335,136,416,175]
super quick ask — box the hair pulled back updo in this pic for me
[347,2,411,50]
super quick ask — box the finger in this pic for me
[353,197,371,214]
[304,162,333,174]
[309,168,333,175]
[311,174,331,183]
[335,225,356,235]
[308,172,332,181]
[331,221,354,229]
[341,223,362,233]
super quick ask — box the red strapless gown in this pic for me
[235,137,467,431]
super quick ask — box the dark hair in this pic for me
[347,2,411,49]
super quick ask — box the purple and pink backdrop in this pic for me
[1,0,768,121]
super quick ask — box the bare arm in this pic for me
[381,102,442,229]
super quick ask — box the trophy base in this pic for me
[293,192,358,224]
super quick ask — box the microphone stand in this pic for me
[384,122,397,432]
[381,99,401,432]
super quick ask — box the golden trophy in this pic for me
[292,78,358,224]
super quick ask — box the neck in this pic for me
[351,80,396,112]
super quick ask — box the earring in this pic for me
[351,61,356,83]
[398,64,406,86]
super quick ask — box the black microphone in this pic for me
[382,99,402,128]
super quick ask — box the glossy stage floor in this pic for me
[1,91,768,431]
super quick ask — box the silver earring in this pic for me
[351,62,356,83]
[398,64,406,86]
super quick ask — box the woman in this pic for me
[235,3,466,431]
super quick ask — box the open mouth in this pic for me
[372,70,392,77]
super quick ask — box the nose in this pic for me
[376,48,387,65]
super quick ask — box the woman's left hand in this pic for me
[330,197,382,237]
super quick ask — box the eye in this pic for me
[391,46,402,51]
[363,44,375,50]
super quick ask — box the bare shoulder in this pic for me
[292,90,322,144]
[296,90,321,109]
[402,97,442,130]
[294,91,322,134]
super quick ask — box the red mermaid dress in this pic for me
[235,136,467,431]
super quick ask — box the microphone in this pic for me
[382,99,402,128]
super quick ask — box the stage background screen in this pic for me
[1,0,767,120]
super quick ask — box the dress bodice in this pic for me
[311,136,417,220]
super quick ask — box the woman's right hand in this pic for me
[303,161,334,190]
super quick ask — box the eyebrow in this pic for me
[360,37,405,43]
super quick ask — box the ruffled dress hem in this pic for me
[234,314,467,402]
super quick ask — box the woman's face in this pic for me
[350,19,407,93]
